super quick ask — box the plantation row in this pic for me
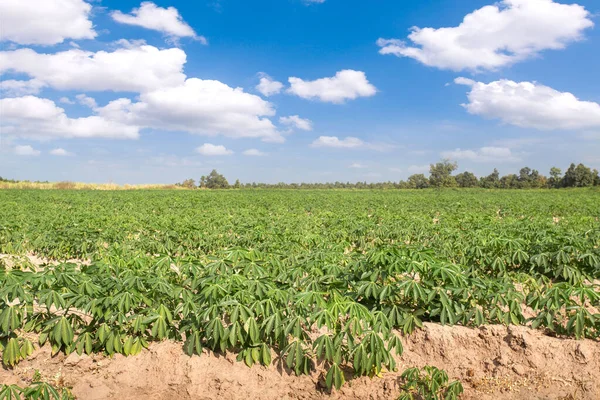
[1,189,599,396]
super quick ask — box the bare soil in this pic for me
[2,323,599,400]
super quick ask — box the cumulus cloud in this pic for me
[14,145,41,156]
[311,136,365,148]
[310,136,391,151]
[111,2,206,44]
[377,0,593,71]
[243,149,267,156]
[0,0,96,45]
[441,146,521,163]
[279,115,313,131]
[455,78,600,130]
[349,163,367,169]
[0,25,285,145]
[59,97,75,105]
[0,45,187,93]
[96,78,283,142]
[0,79,46,96]
[0,96,140,140]
[288,70,377,104]
[196,143,233,156]
[256,74,284,97]
[76,94,97,108]
[50,148,74,156]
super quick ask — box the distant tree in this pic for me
[517,167,532,188]
[233,179,241,189]
[480,169,500,188]
[594,169,600,186]
[180,179,196,189]
[203,169,230,189]
[562,163,595,187]
[407,174,429,189]
[429,160,457,187]
[499,174,519,189]
[455,171,478,188]
[548,167,562,188]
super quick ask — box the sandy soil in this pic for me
[2,323,598,400]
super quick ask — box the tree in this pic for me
[233,179,241,189]
[429,160,457,187]
[562,163,595,187]
[407,174,429,189]
[517,167,533,188]
[499,174,518,189]
[548,167,562,188]
[454,172,478,188]
[179,179,196,189]
[203,169,230,189]
[480,169,500,189]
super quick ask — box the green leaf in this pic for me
[2,338,21,367]
[325,363,345,391]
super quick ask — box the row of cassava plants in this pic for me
[1,248,598,391]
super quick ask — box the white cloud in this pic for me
[50,148,74,157]
[76,94,97,108]
[0,45,187,93]
[59,97,75,105]
[311,136,364,149]
[279,115,313,131]
[112,39,149,48]
[310,136,390,151]
[0,96,140,140]
[111,2,206,43]
[349,163,367,169]
[0,0,96,45]
[377,0,593,71]
[0,79,46,96]
[256,73,283,97]
[14,145,41,156]
[304,0,326,4]
[455,78,600,130]
[407,165,430,174]
[243,149,267,156]
[196,143,233,156]
[96,78,283,142]
[441,146,521,163]
[288,70,377,104]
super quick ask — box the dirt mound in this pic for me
[2,323,598,400]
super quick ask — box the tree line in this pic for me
[177,162,600,189]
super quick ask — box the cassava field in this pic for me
[1,189,599,400]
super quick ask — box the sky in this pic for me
[1,0,599,184]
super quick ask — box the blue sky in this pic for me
[1,0,599,184]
